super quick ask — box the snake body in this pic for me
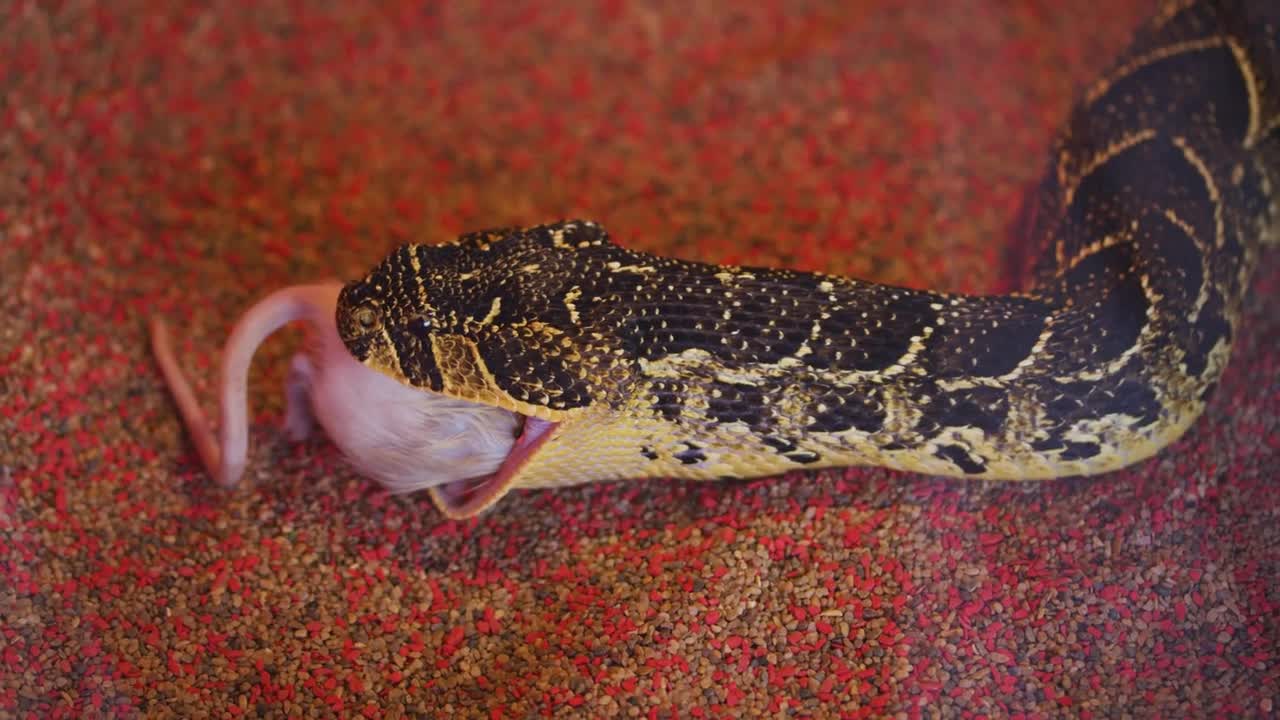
[336,0,1279,518]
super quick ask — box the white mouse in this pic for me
[149,282,520,497]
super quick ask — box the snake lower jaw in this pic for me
[428,415,559,519]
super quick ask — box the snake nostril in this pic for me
[408,316,432,335]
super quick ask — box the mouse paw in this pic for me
[283,352,317,441]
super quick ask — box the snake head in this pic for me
[336,244,455,393]
[338,221,632,417]
[336,227,621,519]
[335,221,636,517]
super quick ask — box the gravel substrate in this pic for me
[3,1,1278,717]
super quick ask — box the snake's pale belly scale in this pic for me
[337,0,1279,517]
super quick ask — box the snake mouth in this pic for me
[428,415,558,518]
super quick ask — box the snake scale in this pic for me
[335,0,1279,519]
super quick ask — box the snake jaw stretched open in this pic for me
[427,416,559,519]
[336,0,1280,519]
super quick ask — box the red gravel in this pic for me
[3,1,1278,718]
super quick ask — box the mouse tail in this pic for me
[150,282,342,488]
[151,316,226,484]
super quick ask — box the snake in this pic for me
[334,0,1279,519]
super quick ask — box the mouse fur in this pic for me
[150,282,519,494]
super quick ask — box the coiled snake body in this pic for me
[337,0,1279,518]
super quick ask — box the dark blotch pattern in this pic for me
[806,388,886,434]
[784,450,821,464]
[1088,273,1149,365]
[1143,210,1205,306]
[706,380,768,428]
[915,385,1011,438]
[633,305,722,361]
[674,444,707,465]
[1085,45,1251,149]
[1029,436,1103,462]
[1030,436,1065,453]
[921,298,1050,379]
[935,444,987,474]
[1059,243,1150,365]
[650,380,687,422]
[1060,441,1103,461]
[804,291,936,372]
[389,328,445,391]
[1058,137,1218,288]
[760,434,821,464]
[762,436,798,454]
[715,285,811,361]
[630,268,818,366]
[474,328,596,410]
[1033,357,1163,451]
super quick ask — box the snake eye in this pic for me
[354,305,380,331]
